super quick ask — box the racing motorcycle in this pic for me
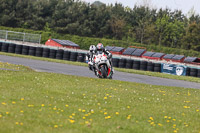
[92,53,113,79]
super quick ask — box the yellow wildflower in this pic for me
[21,98,24,101]
[115,112,119,115]
[12,101,16,104]
[41,104,45,107]
[54,125,58,128]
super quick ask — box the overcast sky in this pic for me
[82,0,200,15]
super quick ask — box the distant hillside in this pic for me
[92,1,105,6]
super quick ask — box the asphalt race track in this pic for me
[0,55,200,89]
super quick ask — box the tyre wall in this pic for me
[0,42,200,78]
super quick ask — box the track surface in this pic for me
[0,55,200,89]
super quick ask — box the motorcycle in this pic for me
[93,53,113,79]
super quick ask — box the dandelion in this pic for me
[166,120,170,123]
[6,112,9,115]
[83,117,86,119]
[168,117,171,119]
[158,123,163,127]
[104,112,107,115]
[85,114,89,117]
[41,104,45,107]
[174,130,177,133]
[12,101,16,104]
[0,115,2,118]
[173,119,176,121]
[149,117,153,120]
[164,116,168,119]
[115,112,119,115]
[54,125,58,128]
[85,121,89,124]
[16,122,19,125]
[69,116,73,119]
[20,122,23,126]
[196,109,199,112]
[82,110,86,113]
[107,116,111,119]
[53,107,57,110]
[65,104,69,107]
[1,102,6,105]
[21,98,24,101]
[72,113,75,116]
[104,97,107,100]
[78,109,82,112]
[127,106,130,109]
[70,120,75,124]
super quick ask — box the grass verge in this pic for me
[0,52,200,83]
[0,62,200,133]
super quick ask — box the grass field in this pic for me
[0,52,200,83]
[0,62,200,133]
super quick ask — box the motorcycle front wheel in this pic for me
[101,66,107,78]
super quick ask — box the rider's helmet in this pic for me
[96,43,104,51]
[89,45,96,52]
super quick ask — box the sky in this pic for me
[82,0,200,15]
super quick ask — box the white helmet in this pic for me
[89,45,96,52]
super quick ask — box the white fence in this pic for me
[0,30,41,44]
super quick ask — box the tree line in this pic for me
[0,0,200,51]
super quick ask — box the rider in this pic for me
[87,45,96,71]
[96,43,114,73]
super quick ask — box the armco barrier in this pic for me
[0,42,200,78]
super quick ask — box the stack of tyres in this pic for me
[133,60,140,70]
[70,52,78,61]
[8,43,16,53]
[77,53,85,62]
[190,68,197,77]
[63,51,71,60]
[154,63,161,72]
[197,69,200,78]
[112,58,119,67]
[49,49,57,59]
[0,42,2,51]
[186,67,190,76]
[125,59,133,69]
[140,61,147,71]
[147,62,154,72]
[28,46,36,56]
[22,45,29,55]
[56,49,64,60]
[15,45,23,54]
[118,58,126,68]
[35,47,43,57]
[2,42,9,52]
[42,48,50,58]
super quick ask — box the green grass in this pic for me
[1,52,200,83]
[0,62,200,133]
